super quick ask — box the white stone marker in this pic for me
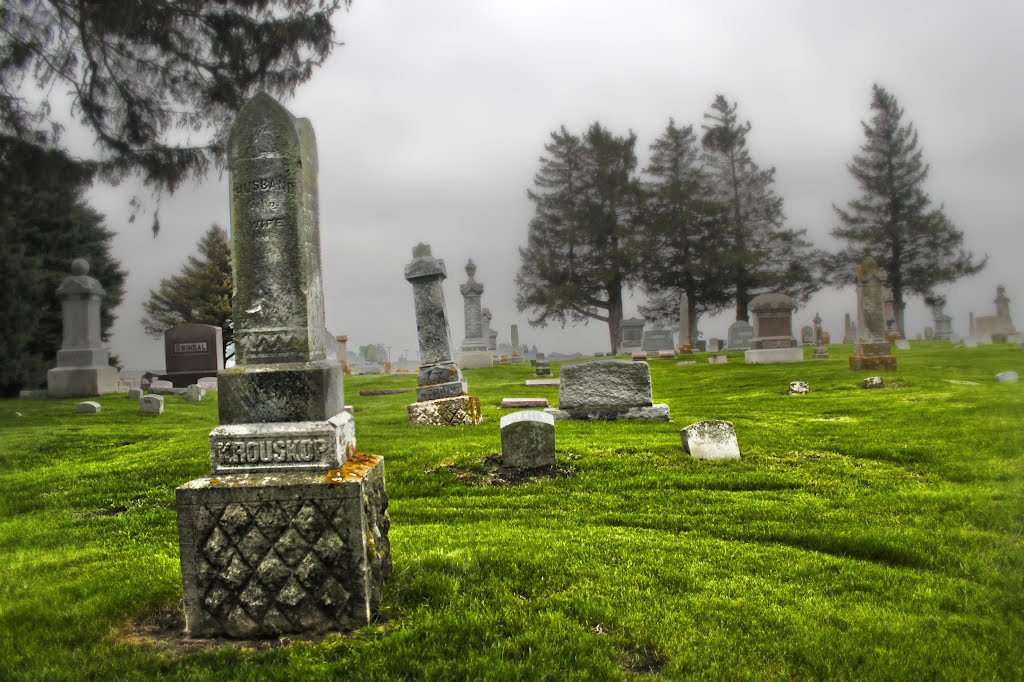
[139,394,164,415]
[75,401,101,414]
[500,410,556,468]
[789,381,809,394]
[863,376,885,389]
[185,384,205,402]
[681,420,740,461]
[996,371,1019,383]
[127,388,143,399]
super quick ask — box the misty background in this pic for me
[79,0,1022,370]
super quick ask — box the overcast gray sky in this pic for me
[87,0,1024,370]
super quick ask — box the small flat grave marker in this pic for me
[681,420,740,461]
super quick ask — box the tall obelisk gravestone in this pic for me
[457,259,492,369]
[405,244,483,425]
[176,93,390,638]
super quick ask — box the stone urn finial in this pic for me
[465,259,477,279]
[70,258,90,276]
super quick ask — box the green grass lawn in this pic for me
[1,342,1021,680]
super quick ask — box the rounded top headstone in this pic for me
[71,258,89,276]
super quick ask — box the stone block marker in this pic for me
[501,411,556,468]
[75,401,101,414]
[545,359,670,421]
[185,384,205,402]
[996,371,1019,383]
[140,394,164,415]
[175,93,389,639]
[500,397,550,409]
[128,388,143,400]
[681,420,740,461]
[526,378,560,387]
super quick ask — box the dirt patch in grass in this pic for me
[435,454,578,486]
[114,602,341,656]
[618,642,669,676]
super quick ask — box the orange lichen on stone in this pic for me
[325,451,379,483]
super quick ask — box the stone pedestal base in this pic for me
[544,404,670,421]
[849,355,897,371]
[408,395,482,426]
[218,360,343,424]
[457,351,493,369]
[744,348,804,364]
[176,454,390,638]
[46,365,119,397]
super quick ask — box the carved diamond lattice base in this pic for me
[407,395,482,426]
[176,454,390,638]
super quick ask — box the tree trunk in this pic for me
[735,286,750,322]
[607,286,623,354]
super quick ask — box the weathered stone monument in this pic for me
[175,93,390,639]
[46,259,119,397]
[620,318,644,354]
[501,411,556,468]
[482,308,498,353]
[842,313,857,345]
[812,313,829,359]
[849,258,896,371]
[975,285,1017,342]
[509,324,523,362]
[681,420,740,461]
[678,293,694,353]
[641,328,675,353]
[160,323,223,387]
[727,320,754,351]
[926,296,953,341]
[883,286,903,340]
[744,293,803,364]
[800,325,814,346]
[456,259,492,369]
[545,360,669,421]
[404,244,482,426]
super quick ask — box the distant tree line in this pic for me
[516,86,985,352]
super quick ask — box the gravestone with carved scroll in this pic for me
[175,93,390,639]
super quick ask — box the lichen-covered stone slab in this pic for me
[557,360,653,409]
[407,395,482,426]
[500,410,555,468]
[681,420,741,461]
[176,453,390,638]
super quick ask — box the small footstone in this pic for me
[500,410,556,468]
[676,361,697,367]
[631,352,648,361]
[75,401,101,414]
[789,381,809,394]
[526,379,560,387]
[996,371,1019,383]
[657,350,676,359]
[681,420,740,461]
[863,376,885,389]
[140,394,164,415]
[128,388,143,399]
[500,397,550,409]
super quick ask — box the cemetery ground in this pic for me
[1,343,1021,680]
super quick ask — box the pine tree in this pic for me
[141,225,233,360]
[636,119,732,344]
[0,135,125,395]
[701,95,821,321]
[831,84,986,333]
[515,123,642,353]
[0,0,347,206]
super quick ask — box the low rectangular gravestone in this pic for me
[545,360,669,421]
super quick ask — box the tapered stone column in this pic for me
[404,244,482,425]
[457,259,492,369]
[849,258,896,371]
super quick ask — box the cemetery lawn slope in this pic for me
[0,342,1021,679]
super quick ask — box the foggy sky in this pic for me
[85,0,1024,370]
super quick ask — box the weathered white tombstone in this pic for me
[849,258,896,371]
[894,339,911,350]
[185,384,204,402]
[75,401,101,414]
[706,338,723,352]
[641,328,675,353]
[708,354,727,364]
[744,293,803,364]
[46,259,119,397]
[500,410,556,468]
[842,313,857,345]
[197,377,218,391]
[800,325,814,346]
[545,359,669,421]
[175,94,390,639]
[405,244,482,426]
[789,381,809,394]
[681,420,740,461]
[457,259,492,369]
[863,376,884,389]
[127,388,143,400]
[996,371,1019,383]
[139,394,164,415]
